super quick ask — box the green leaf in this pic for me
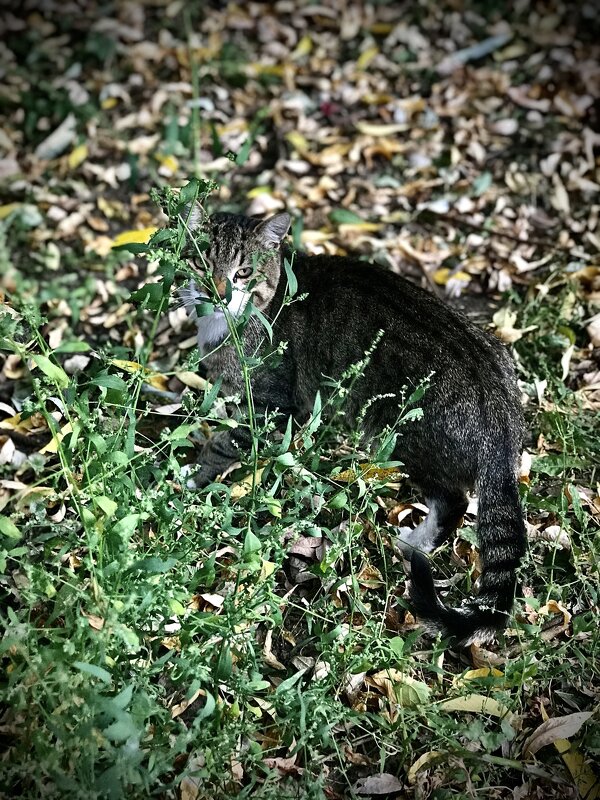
[328,491,348,510]
[328,208,363,225]
[283,255,298,296]
[279,416,293,454]
[91,372,128,392]
[199,376,222,415]
[112,514,144,539]
[129,556,178,573]
[275,451,296,467]
[166,423,200,441]
[389,636,405,659]
[130,282,165,311]
[112,243,148,254]
[178,178,201,208]
[197,691,216,721]
[216,644,232,679]
[263,497,282,518]
[251,305,273,342]
[243,529,262,556]
[0,516,21,540]
[96,496,118,518]
[169,598,186,616]
[31,354,69,388]
[111,684,134,711]
[394,674,431,707]
[103,715,138,742]
[53,341,91,354]
[402,408,423,423]
[149,228,177,246]
[274,669,307,695]
[74,661,112,684]
[305,391,322,437]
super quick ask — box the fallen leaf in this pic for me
[439,694,517,727]
[523,712,593,758]
[407,751,444,784]
[354,772,404,795]
[112,227,158,247]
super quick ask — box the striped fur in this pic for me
[180,210,527,645]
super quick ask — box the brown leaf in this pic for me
[354,772,404,795]
[523,712,593,758]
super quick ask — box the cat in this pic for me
[177,208,527,646]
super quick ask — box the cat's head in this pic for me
[183,208,290,316]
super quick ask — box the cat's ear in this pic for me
[256,213,291,248]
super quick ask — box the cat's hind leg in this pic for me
[396,488,468,555]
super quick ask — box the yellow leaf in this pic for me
[263,497,282,517]
[247,63,285,77]
[111,359,145,374]
[433,268,471,286]
[439,694,517,726]
[260,560,276,580]
[361,92,393,105]
[230,468,264,500]
[291,34,312,59]
[338,222,383,234]
[39,422,73,454]
[101,97,118,110]
[300,229,333,244]
[146,373,169,391]
[68,143,88,170]
[357,45,379,70]
[246,186,273,198]
[370,22,394,34]
[560,750,600,799]
[0,412,48,435]
[112,227,157,247]
[110,359,168,391]
[176,372,210,391]
[407,751,444,784]
[155,153,179,173]
[336,468,357,483]
[453,667,504,687]
[337,463,401,483]
[355,121,410,137]
[0,203,21,219]
[285,131,310,153]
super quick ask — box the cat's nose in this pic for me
[215,279,227,298]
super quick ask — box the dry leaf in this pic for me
[523,712,593,758]
[439,694,517,727]
[354,772,404,795]
[407,751,444,784]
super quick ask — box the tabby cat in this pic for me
[177,208,527,645]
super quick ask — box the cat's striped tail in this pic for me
[409,443,527,645]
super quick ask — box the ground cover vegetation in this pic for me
[0,1,599,798]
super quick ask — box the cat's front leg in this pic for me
[184,426,252,488]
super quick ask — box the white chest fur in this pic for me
[196,311,229,355]
[178,280,249,356]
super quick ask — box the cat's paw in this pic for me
[180,463,219,490]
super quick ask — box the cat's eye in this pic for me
[191,256,206,274]
[234,267,253,280]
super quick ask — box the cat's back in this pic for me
[286,250,511,374]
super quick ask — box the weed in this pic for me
[0,190,598,798]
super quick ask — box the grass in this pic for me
[1,191,599,800]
